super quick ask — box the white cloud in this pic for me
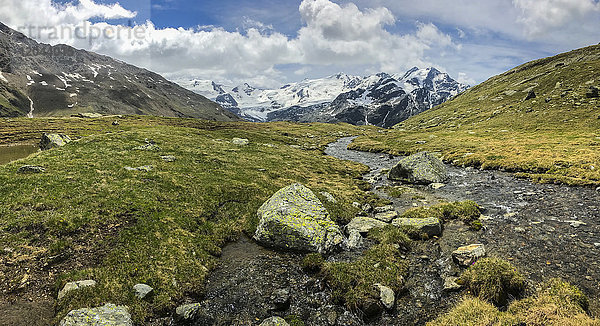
[513,0,600,37]
[0,0,459,87]
[456,72,476,86]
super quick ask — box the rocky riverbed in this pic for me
[160,137,599,325]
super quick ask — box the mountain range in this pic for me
[181,67,468,128]
[0,22,238,121]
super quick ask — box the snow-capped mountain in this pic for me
[181,67,468,128]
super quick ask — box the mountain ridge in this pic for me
[181,67,468,128]
[0,21,239,121]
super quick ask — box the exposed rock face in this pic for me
[388,152,448,185]
[40,133,71,150]
[345,216,387,235]
[58,280,96,300]
[59,304,132,326]
[524,90,536,101]
[259,317,290,326]
[452,244,486,266]
[253,183,344,253]
[392,217,442,237]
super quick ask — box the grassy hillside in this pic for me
[350,44,600,185]
[0,117,384,323]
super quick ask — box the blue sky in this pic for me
[2,0,599,87]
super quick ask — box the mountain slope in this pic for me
[350,44,600,185]
[0,22,239,120]
[184,68,467,128]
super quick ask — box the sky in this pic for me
[0,0,599,88]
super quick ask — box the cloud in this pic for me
[0,0,459,87]
[513,0,600,37]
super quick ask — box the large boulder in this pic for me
[388,152,448,185]
[60,303,132,326]
[40,133,71,151]
[253,183,344,253]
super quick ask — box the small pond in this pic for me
[0,144,38,165]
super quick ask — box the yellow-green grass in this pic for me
[350,45,600,186]
[0,117,384,323]
[429,278,599,326]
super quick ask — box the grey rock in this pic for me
[319,191,337,203]
[430,183,446,189]
[253,183,344,253]
[352,202,361,208]
[346,230,363,249]
[443,277,462,292]
[175,303,201,321]
[586,86,599,98]
[133,140,160,151]
[362,203,372,212]
[124,165,153,172]
[374,210,398,223]
[388,152,448,185]
[346,217,387,235]
[374,283,395,310]
[271,288,291,311]
[524,90,536,101]
[259,317,290,326]
[160,155,176,162]
[112,120,120,126]
[74,112,103,119]
[17,165,45,174]
[373,205,394,214]
[58,280,97,300]
[392,217,442,237]
[40,133,71,150]
[133,283,153,300]
[452,244,486,266]
[232,138,249,145]
[59,303,132,326]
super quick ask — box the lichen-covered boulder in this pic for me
[388,152,448,185]
[253,183,344,253]
[40,133,71,151]
[392,217,442,237]
[259,317,290,326]
[59,304,132,326]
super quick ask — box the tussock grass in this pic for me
[458,258,525,307]
[429,279,599,326]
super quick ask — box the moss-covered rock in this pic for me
[40,133,71,150]
[59,303,132,326]
[388,151,448,184]
[253,183,345,253]
[392,217,442,238]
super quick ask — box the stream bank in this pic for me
[166,137,599,325]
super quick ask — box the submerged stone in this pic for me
[388,152,448,185]
[253,183,344,253]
